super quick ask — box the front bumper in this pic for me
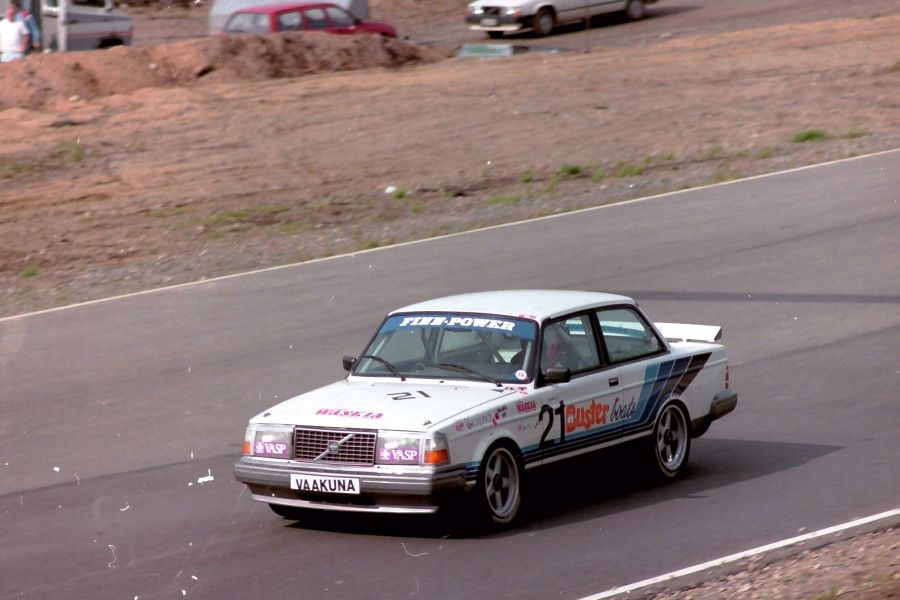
[465,14,528,32]
[234,456,469,514]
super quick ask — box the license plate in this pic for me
[290,473,360,495]
[481,17,498,26]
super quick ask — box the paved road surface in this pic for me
[1,151,898,599]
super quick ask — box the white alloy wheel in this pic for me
[652,403,690,478]
[480,444,522,525]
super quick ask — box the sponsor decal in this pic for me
[454,405,508,431]
[290,474,360,494]
[609,396,638,423]
[254,441,289,457]
[316,408,383,419]
[516,399,537,414]
[399,315,516,331]
[515,369,528,381]
[565,399,610,434]
[378,448,419,462]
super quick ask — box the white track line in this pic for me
[2,148,897,324]
[580,507,900,600]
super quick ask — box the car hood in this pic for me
[251,378,518,432]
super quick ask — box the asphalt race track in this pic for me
[1,151,898,599]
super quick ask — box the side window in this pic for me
[303,8,328,29]
[225,13,269,33]
[325,6,355,27]
[277,11,303,31]
[596,307,663,363]
[540,315,600,377]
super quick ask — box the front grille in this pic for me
[482,6,501,15]
[294,427,377,465]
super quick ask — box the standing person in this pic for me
[17,0,40,53]
[0,0,30,62]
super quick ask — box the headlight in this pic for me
[243,424,292,458]
[503,6,520,15]
[468,5,484,15]
[376,432,449,465]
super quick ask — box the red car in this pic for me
[223,2,397,37]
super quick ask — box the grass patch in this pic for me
[591,168,606,183]
[19,265,39,278]
[559,164,582,177]
[202,206,288,229]
[486,195,522,206]
[545,174,561,193]
[753,146,776,159]
[705,145,724,160]
[390,188,409,199]
[713,167,742,183]
[792,129,827,143]
[521,171,534,184]
[661,151,676,161]
[841,129,868,139]
[616,163,645,178]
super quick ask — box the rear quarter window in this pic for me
[596,307,663,363]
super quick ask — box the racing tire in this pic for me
[477,442,523,527]
[532,8,555,37]
[487,31,505,39]
[649,402,691,480]
[268,503,306,520]
[623,0,645,21]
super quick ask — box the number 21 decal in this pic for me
[387,391,431,400]
[539,400,566,448]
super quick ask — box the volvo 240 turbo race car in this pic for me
[234,290,737,526]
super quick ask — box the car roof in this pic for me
[391,290,635,322]
[233,2,336,14]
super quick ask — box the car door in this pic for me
[534,313,622,466]
[594,306,681,443]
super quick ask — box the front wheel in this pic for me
[649,402,691,479]
[623,0,645,21]
[532,8,555,37]
[477,443,523,526]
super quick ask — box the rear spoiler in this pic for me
[655,322,723,344]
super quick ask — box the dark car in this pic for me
[223,1,397,37]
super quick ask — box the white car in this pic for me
[233,290,737,527]
[465,0,653,38]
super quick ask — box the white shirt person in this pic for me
[0,1,30,62]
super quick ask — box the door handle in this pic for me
[608,377,619,386]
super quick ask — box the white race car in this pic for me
[234,290,737,527]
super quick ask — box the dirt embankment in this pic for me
[0,14,898,321]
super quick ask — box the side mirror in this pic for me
[543,367,571,384]
[342,355,356,372]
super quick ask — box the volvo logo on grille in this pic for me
[327,441,341,452]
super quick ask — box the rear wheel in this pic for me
[623,0,645,20]
[477,443,523,526]
[649,402,691,479]
[532,8,555,37]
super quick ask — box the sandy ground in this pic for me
[0,3,898,595]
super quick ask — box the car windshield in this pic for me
[354,312,538,384]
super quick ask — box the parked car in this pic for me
[222,1,396,37]
[465,0,653,38]
[233,290,737,528]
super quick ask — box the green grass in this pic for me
[841,129,868,139]
[202,206,288,229]
[753,146,776,159]
[559,164,582,177]
[792,129,827,143]
[591,168,606,183]
[486,195,522,206]
[661,151,676,161]
[616,163,645,178]
[19,265,38,278]
[520,171,534,184]
[391,188,409,199]
[705,145,724,160]
[545,174,561,193]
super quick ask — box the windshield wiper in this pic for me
[361,355,405,381]
[434,362,502,387]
